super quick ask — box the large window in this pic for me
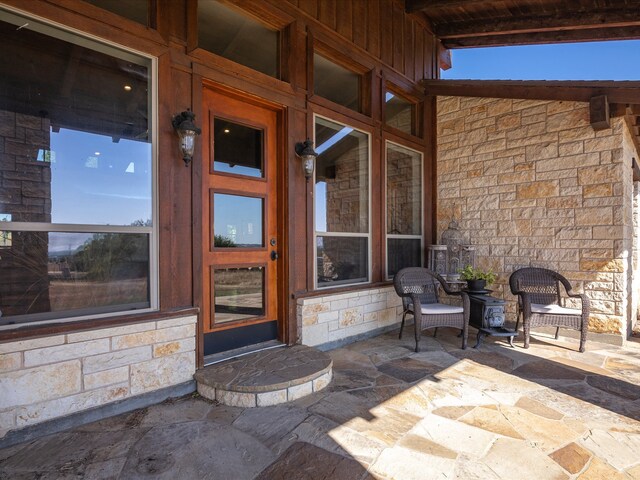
[386,142,423,278]
[0,10,156,327]
[314,116,370,288]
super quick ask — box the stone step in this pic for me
[194,345,332,407]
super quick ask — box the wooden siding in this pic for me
[285,0,436,82]
[0,0,437,351]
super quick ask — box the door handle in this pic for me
[271,250,278,261]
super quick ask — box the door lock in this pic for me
[271,250,278,261]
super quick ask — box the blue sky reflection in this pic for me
[50,128,152,226]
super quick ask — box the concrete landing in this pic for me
[194,344,332,407]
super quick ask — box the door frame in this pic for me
[193,79,289,368]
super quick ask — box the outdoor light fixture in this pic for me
[172,110,201,166]
[295,138,318,180]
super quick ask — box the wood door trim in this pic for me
[200,83,285,340]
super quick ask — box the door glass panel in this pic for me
[214,267,264,323]
[214,119,264,178]
[213,194,263,247]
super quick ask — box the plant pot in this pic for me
[467,279,486,291]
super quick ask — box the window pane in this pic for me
[214,267,264,323]
[198,0,279,78]
[314,117,369,234]
[214,119,263,178]
[0,231,149,323]
[317,236,368,287]
[388,238,422,278]
[387,143,422,236]
[0,15,152,226]
[84,0,149,26]
[385,92,414,135]
[314,53,360,112]
[213,194,263,247]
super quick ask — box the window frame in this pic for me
[0,7,159,331]
[313,113,372,290]
[384,140,424,280]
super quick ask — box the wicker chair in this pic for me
[509,267,589,352]
[393,267,470,352]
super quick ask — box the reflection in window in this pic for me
[0,232,149,323]
[198,0,279,78]
[214,267,264,323]
[387,238,421,278]
[385,91,415,135]
[317,237,368,287]
[314,53,360,112]
[314,117,370,287]
[83,0,149,26]
[213,194,263,247]
[386,142,423,278]
[0,10,154,325]
[214,119,263,178]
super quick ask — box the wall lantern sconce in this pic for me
[172,110,201,166]
[295,138,318,180]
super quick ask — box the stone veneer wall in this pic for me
[0,315,196,439]
[299,287,403,347]
[437,96,640,340]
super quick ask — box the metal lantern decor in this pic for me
[172,110,201,166]
[295,138,318,180]
[427,218,475,282]
[441,218,465,275]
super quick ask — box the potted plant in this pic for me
[458,265,497,292]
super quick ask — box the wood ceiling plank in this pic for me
[422,79,640,104]
[436,10,640,39]
[440,25,640,47]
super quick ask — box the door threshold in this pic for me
[203,340,285,366]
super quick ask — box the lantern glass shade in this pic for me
[302,154,315,178]
[178,128,196,161]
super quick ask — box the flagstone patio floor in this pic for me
[2,328,640,479]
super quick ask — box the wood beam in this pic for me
[441,25,640,48]
[436,10,640,39]
[633,158,640,182]
[590,95,610,131]
[405,0,488,13]
[422,80,640,105]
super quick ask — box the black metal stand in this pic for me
[466,291,517,349]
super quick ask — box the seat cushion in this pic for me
[531,303,581,315]
[409,303,464,315]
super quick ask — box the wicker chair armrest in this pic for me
[518,292,533,315]
[459,291,471,322]
[410,294,423,313]
[435,273,459,296]
[567,292,590,314]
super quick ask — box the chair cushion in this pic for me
[531,303,581,315]
[409,303,464,315]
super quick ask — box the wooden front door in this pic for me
[201,86,281,356]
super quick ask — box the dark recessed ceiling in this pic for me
[406,0,640,48]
